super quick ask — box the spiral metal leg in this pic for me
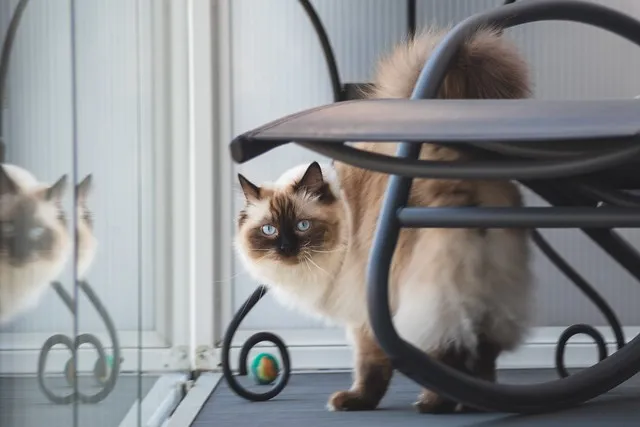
[532,230,625,378]
[221,285,291,402]
[37,280,122,404]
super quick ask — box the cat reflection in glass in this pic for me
[0,164,96,324]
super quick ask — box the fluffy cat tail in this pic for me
[368,27,531,100]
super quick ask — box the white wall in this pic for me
[229,0,640,332]
[0,0,156,335]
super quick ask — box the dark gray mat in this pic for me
[193,369,640,427]
[0,375,157,427]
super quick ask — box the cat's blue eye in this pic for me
[261,224,277,236]
[29,226,45,240]
[296,220,311,231]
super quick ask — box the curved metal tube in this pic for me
[37,281,121,404]
[366,0,640,414]
[0,0,29,140]
[522,182,638,378]
[528,182,640,297]
[298,140,640,180]
[472,140,635,160]
[531,230,626,378]
[298,0,343,102]
[221,285,291,401]
[0,0,30,160]
[570,182,640,207]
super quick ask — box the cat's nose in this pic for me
[10,237,31,262]
[277,243,298,257]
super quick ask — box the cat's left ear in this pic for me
[0,165,19,195]
[45,174,68,202]
[295,161,325,194]
[76,174,92,203]
[238,173,260,204]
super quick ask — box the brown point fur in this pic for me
[333,27,530,412]
[367,26,531,101]
[236,27,533,413]
[329,326,393,411]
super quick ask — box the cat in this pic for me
[76,174,97,280]
[234,27,534,413]
[0,163,71,324]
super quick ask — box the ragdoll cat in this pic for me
[235,27,534,413]
[76,174,97,280]
[0,163,71,324]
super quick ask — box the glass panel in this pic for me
[73,0,144,423]
[0,0,75,426]
[73,0,170,425]
[1,0,185,425]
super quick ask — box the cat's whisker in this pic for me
[253,253,272,264]
[308,248,343,254]
[302,257,312,274]
[306,256,331,277]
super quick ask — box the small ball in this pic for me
[250,353,279,385]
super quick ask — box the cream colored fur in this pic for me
[235,27,534,359]
[236,162,533,355]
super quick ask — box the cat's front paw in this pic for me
[327,390,378,412]
[413,391,457,414]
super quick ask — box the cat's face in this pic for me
[234,162,347,290]
[0,166,68,267]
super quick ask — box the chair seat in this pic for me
[230,99,640,163]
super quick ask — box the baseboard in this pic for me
[0,347,187,375]
[0,330,167,350]
[222,326,639,371]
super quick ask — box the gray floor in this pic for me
[193,369,640,427]
[0,374,157,427]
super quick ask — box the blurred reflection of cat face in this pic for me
[0,165,68,266]
[0,164,71,324]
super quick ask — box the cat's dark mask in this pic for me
[0,166,68,264]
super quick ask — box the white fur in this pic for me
[390,228,533,354]
[0,164,71,325]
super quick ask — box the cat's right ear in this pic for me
[237,173,260,204]
[0,165,18,195]
[45,174,68,202]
